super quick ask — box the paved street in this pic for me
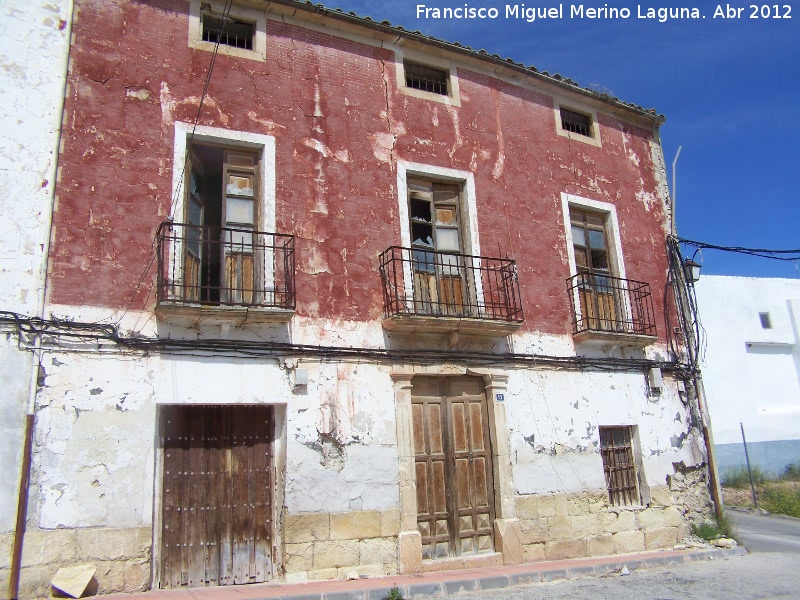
[437,511,800,599]
[728,509,800,553]
[437,552,798,599]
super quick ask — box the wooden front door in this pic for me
[411,376,495,560]
[161,405,275,588]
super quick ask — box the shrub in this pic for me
[721,465,767,488]
[760,484,800,518]
[783,462,800,482]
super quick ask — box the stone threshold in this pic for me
[98,546,747,600]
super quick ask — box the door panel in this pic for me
[411,377,495,560]
[161,406,274,588]
[185,157,205,302]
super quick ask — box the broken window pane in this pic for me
[411,198,432,222]
[227,175,254,196]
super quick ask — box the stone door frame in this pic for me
[391,365,522,573]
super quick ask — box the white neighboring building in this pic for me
[695,275,800,456]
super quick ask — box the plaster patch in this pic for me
[369,132,396,163]
[125,88,150,101]
[245,110,287,134]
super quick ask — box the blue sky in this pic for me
[325,0,799,278]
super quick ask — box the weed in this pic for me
[760,484,800,518]
[691,511,736,541]
[721,464,767,489]
[382,587,404,600]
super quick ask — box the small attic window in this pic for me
[759,312,772,329]
[404,61,449,96]
[560,107,593,137]
[201,11,254,50]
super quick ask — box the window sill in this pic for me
[383,314,521,337]
[156,302,294,325]
[573,329,657,348]
[607,504,648,513]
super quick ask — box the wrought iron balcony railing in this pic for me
[567,272,656,337]
[379,246,524,323]
[157,221,295,310]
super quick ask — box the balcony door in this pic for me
[183,145,260,304]
[221,151,258,304]
[408,179,466,315]
[570,208,622,331]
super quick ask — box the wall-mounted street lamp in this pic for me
[683,258,701,284]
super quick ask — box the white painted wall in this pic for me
[27,308,698,527]
[505,368,702,495]
[695,275,800,444]
[0,0,72,533]
[0,0,71,315]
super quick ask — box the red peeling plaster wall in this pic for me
[49,0,670,340]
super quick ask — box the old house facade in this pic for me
[1,0,715,596]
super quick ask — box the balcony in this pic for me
[379,246,524,336]
[156,221,295,323]
[567,272,657,346]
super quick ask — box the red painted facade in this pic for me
[50,0,670,340]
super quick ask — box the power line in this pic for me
[0,311,691,376]
[677,237,800,262]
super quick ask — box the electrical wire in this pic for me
[168,0,235,219]
[677,237,800,262]
[101,0,236,329]
[0,310,691,376]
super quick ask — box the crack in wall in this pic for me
[377,48,397,171]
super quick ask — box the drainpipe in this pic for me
[670,146,682,236]
[8,2,75,598]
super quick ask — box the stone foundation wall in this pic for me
[515,482,712,562]
[1,526,151,599]
[283,509,401,583]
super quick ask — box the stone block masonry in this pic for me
[514,485,712,562]
[284,510,401,583]
[2,526,151,599]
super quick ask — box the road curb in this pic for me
[270,547,748,600]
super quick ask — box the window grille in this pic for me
[561,108,593,137]
[202,12,254,50]
[599,426,639,506]
[404,61,449,96]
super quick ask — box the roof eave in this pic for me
[265,0,667,127]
